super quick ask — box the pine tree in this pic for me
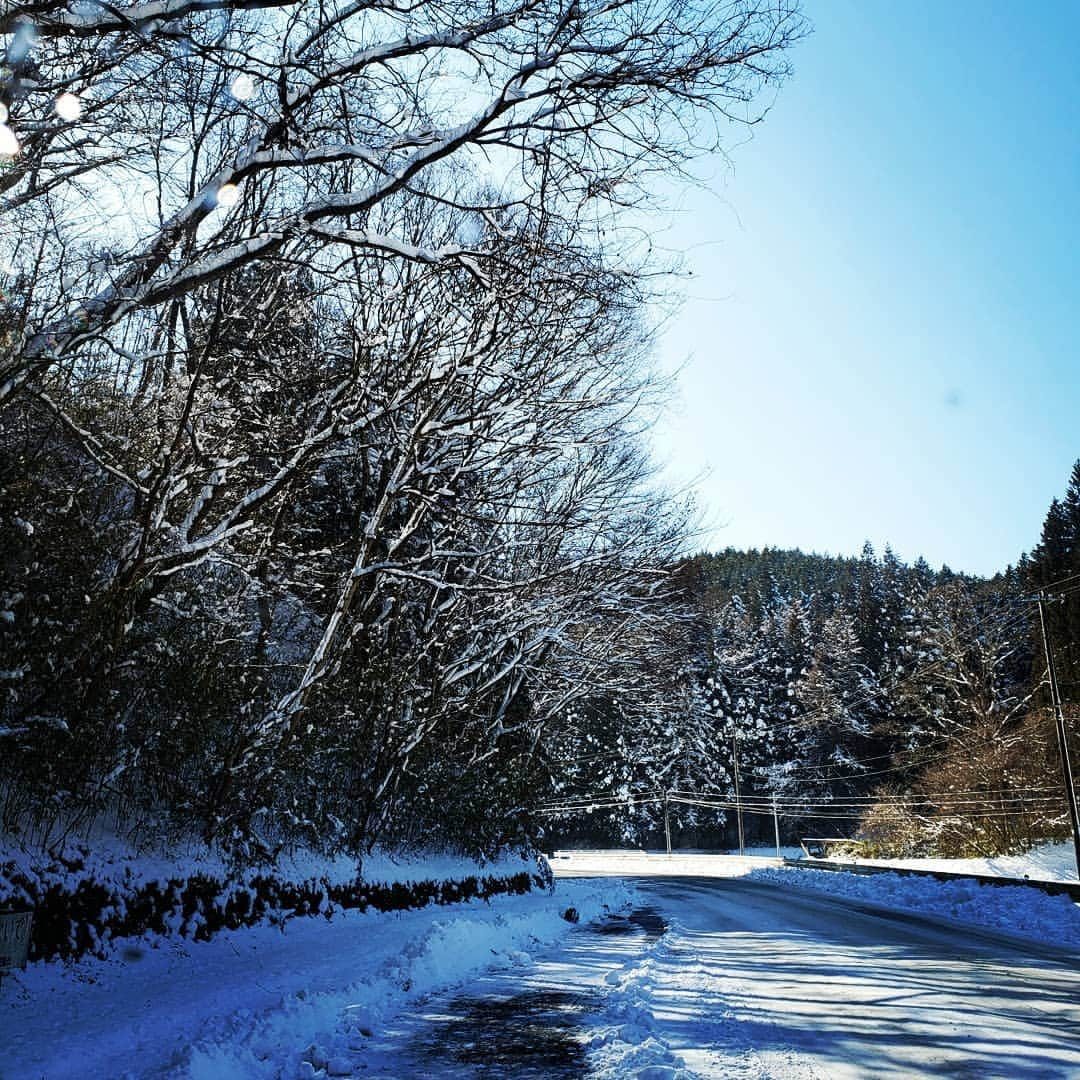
[792,610,880,799]
[1028,462,1080,704]
[1060,463,1080,698]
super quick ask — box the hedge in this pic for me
[0,857,543,963]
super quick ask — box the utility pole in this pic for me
[772,798,781,859]
[732,731,745,856]
[1037,591,1080,881]
[663,791,672,857]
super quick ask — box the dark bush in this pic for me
[1,861,543,963]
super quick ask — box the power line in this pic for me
[670,794,1062,811]
[748,737,954,780]
[750,742,965,785]
[1032,569,1080,594]
[548,726,1058,808]
[668,795,1068,822]
[752,739,950,776]
[543,591,1064,839]
[674,799,1063,815]
[671,798,1064,820]
[753,698,1055,785]
[539,786,662,804]
[538,785,1064,816]
[669,787,1061,805]
[535,792,665,815]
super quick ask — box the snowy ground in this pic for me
[318,871,1080,1078]
[356,905,687,1079]
[0,876,628,1079]
[623,876,1080,1078]
[8,848,1080,1078]
[549,850,787,879]
[552,839,1079,882]
[823,839,1080,883]
[552,849,1080,948]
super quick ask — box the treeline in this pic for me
[549,465,1080,858]
[0,0,804,862]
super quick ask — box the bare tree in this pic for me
[1,0,802,396]
[0,0,804,853]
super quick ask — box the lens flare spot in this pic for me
[0,124,20,160]
[55,92,82,121]
[216,182,240,208]
[230,74,255,101]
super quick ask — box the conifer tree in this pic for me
[1028,462,1080,704]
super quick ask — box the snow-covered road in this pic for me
[628,875,1080,1077]
[0,879,626,1080]
[374,873,1080,1078]
[6,867,1080,1078]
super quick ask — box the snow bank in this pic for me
[0,875,629,1079]
[834,840,1079,883]
[554,848,1080,950]
[551,849,783,878]
[586,930,695,1079]
[748,864,1080,949]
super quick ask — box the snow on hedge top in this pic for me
[0,828,535,906]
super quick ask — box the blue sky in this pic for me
[650,0,1078,576]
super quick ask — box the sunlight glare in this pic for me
[55,92,82,122]
[230,74,256,101]
[0,124,20,159]
[216,182,240,208]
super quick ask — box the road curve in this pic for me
[630,874,1080,1078]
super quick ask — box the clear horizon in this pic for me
[650,0,1078,577]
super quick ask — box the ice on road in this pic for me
[359,907,682,1079]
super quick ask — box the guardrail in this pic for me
[783,857,1080,902]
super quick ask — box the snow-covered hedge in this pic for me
[0,843,544,963]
